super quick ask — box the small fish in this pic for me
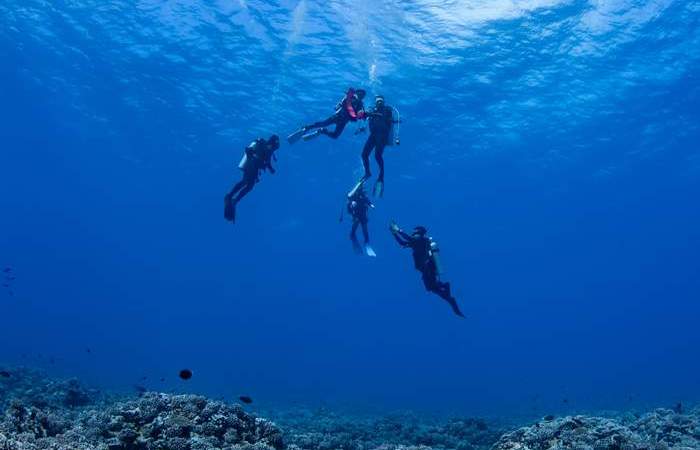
[674,402,683,414]
[5,277,15,281]
[239,395,253,404]
[140,376,148,381]
[0,370,10,378]
[160,377,165,382]
[543,415,555,421]
[134,385,147,396]
[85,348,92,354]
[2,284,8,288]
[179,369,193,380]
[562,398,569,404]
[2,268,11,273]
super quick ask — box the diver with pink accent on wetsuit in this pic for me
[287,88,367,143]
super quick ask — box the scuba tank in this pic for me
[429,239,443,275]
[383,106,400,146]
[238,153,249,170]
[347,178,366,199]
[238,139,262,170]
[391,106,400,146]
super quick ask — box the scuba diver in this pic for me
[287,88,367,143]
[341,179,376,257]
[224,134,280,223]
[389,221,464,317]
[360,95,399,197]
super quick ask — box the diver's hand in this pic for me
[389,221,400,233]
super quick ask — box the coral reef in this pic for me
[2,367,699,450]
[0,367,97,411]
[493,408,700,450]
[0,368,283,450]
[80,392,284,450]
[271,408,505,450]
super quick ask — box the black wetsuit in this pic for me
[306,94,365,139]
[227,139,276,205]
[362,104,393,181]
[391,228,464,317]
[348,192,372,252]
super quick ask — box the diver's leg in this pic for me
[306,114,337,130]
[350,221,363,254]
[324,117,348,139]
[443,294,465,317]
[422,271,437,292]
[350,221,359,240]
[361,220,369,244]
[228,178,247,197]
[375,140,386,182]
[225,175,249,222]
[431,278,464,317]
[361,136,375,179]
[233,174,257,204]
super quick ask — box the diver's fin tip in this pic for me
[302,129,323,141]
[287,127,306,144]
[373,180,384,197]
[224,196,236,223]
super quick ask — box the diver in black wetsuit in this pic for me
[345,181,375,256]
[389,222,464,317]
[299,88,366,140]
[224,135,280,223]
[361,95,395,196]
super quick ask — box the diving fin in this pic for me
[287,127,307,144]
[224,196,236,223]
[373,180,384,198]
[448,297,465,318]
[364,244,377,257]
[302,128,324,141]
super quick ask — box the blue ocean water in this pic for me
[1,0,699,417]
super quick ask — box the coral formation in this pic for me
[0,367,283,450]
[271,408,505,450]
[0,367,97,411]
[493,408,700,450]
[81,392,284,450]
[2,367,699,450]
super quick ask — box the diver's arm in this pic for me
[390,222,412,247]
[397,229,413,242]
[356,99,366,119]
[392,232,410,247]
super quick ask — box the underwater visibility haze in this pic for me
[1,0,700,421]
